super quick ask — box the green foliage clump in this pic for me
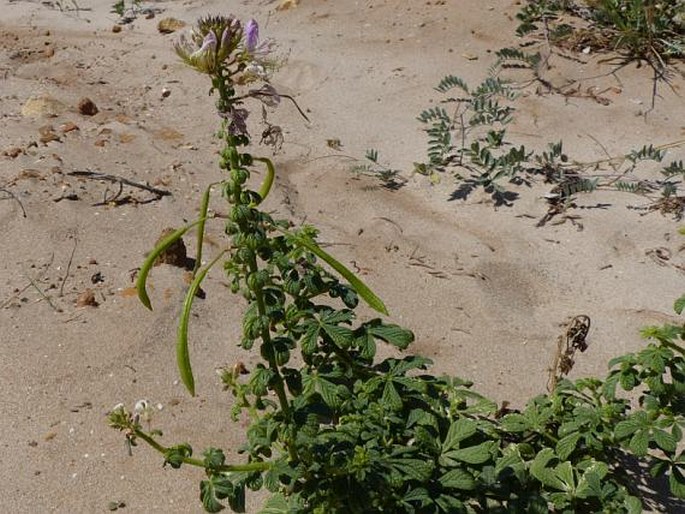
[516,0,685,66]
[110,14,685,514]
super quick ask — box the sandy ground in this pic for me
[1,0,685,512]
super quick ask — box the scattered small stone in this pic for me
[38,124,61,144]
[277,0,299,10]
[77,97,98,116]
[59,121,79,133]
[107,500,126,511]
[161,87,171,98]
[88,258,98,265]
[44,46,55,58]
[157,17,186,34]
[44,432,57,441]
[28,440,38,447]
[112,25,122,34]
[21,94,68,118]
[76,289,99,307]
[3,147,22,158]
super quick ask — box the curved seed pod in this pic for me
[137,221,202,311]
[177,250,227,396]
[193,183,220,276]
[292,233,388,315]
[252,157,275,205]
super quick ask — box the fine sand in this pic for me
[1,0,684,511]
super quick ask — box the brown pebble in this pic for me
[112,25,122,33]
[88,258,98,265]
[76,289,99,307]
[44,46,55,58]
[3,147,22,158]
[59,121,79,133]
[157,17,186,34]
[78,97,98,116]
[38,124,61,144]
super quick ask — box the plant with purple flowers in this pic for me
[109,14,685,514]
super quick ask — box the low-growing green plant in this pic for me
[110,14,685,513]
[415,66,685,219]
[415,75,529,205]
[351,149,406,190]
[515,1,684,83]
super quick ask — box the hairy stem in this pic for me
[133,428,271,473]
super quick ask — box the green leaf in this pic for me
[554,461,575,491]
[201,479,225,513]
[178,250,226,396]
[163,443,192,469]
[495,444,524,475]
[203,448,227,469]
[258,494,290,514]
[442,418,478,452]
[443,441,496,465]
[382,381,403,410]
[137,221,200,310]
[290,232,388,315]
[439,468,475,490]
[614,418,641,440]
[368,322,415,350]
[675,294,685,315]
[500,413,530,432]
[385,457,434,482]
[435,495,466,512]
[321,322,354,348]
[653,429,678,453]
[530,448,564,490]
[670,466,685,498]
[623,495,643,514]
[556,432,581,460]
[629,429,650,456]
[576,463,605,499]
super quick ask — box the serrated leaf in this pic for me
[201,477,227,513]
[203,448,227,469]
[442,418,478,452]
[614,419,640,440]
[439,468,475,490]
[530,448,564,490]
[670,465,685,498]
[368,323,415,349]
[382,381,403,410]
[629,430,650,457]
[576,465,604,499]
[500,413,530,432]
[258,493,289,514]
[321,322,354,348]
[385,457,434,482]
[495,444,524,475]
[443,441,496,465]
[623,495,643,514]
[556,432,581,460]
[555,461,575,491]
[653,429,678,453]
